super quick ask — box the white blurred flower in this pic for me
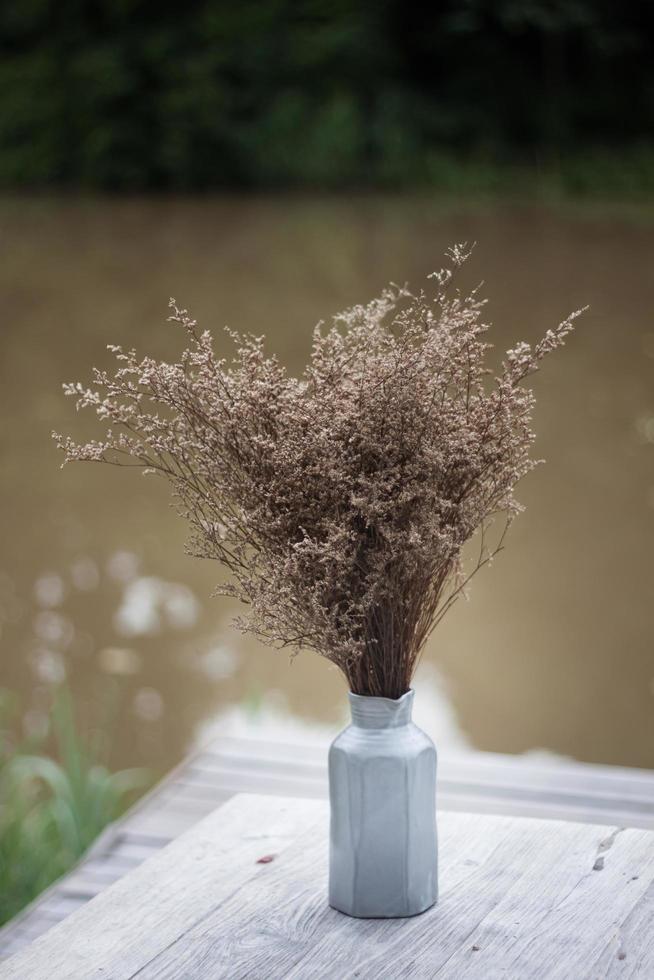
[71,556,100,591]
[31,647,66,684]
[106,550,140,583]
[33,610,74,649]
[99,646,142,676]
[133,687,164,721]
[163,584,200,629]
[34,572,65,608]
[114,577,200,637]
[196,644,238,681]
[635,415,654,444]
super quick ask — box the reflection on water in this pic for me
[1,195,653,772]
[113,574,200,637]
[199,663,470,753]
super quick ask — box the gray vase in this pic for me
[328,688,438,918]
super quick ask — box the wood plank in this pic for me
[200,735,654,796]
[184,759,654,826]
[0,795,324,980]
[197,738,654,824]
[189,750,654,827]
[133,811,654,980]
[2,795,654,979]
[200,736,654,801]
[2,736,653,966]
[597,879,654,978]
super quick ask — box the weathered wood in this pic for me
[195,738,654,827]
[2,736,653,964]
[0,795,323,980]
[2,794,654,979]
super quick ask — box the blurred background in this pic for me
[1,1,654,919]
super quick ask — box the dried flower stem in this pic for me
[55,246,583,698]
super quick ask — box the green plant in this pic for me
[0,689,148,926]
[0,3,653,193]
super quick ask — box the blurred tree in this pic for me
[0,0,652,190]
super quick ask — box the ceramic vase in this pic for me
[328,688,438,918]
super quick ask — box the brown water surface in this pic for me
[1,195,653,773]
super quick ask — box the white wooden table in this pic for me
[2,793,653,979]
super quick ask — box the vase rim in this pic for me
[347,688,414,728]
[348,689,414,705]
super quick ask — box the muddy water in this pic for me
[1,195,653,773]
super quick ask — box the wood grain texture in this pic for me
[0,795,324,980]
[2,735,653,962]
[2,794,654,980]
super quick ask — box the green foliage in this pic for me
[0,689,148,926]
[0,1,653,191]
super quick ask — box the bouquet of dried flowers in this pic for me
[55,247,581,698]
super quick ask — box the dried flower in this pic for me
[54,246,583,698]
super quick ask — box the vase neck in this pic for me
[348,690,414,729]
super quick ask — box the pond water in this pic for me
[1,195,653,774]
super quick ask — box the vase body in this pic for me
[328,689,438,918]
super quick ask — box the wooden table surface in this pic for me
[2,793,653,979]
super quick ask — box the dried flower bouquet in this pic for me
[56,246,581,699]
